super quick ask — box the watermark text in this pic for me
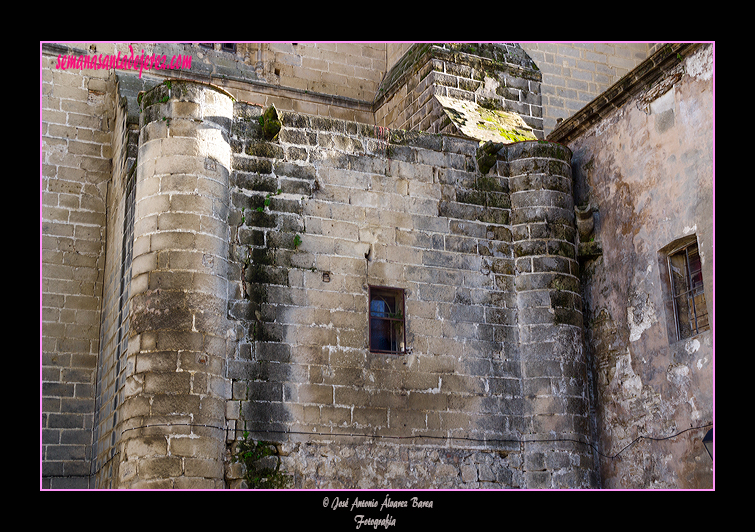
[55,45,191,78]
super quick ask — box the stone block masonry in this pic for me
[374,44,544,141]
[505,141,594,488]
[41,43,711,490]
[91,79,138,488]
[224,91,595,488]
[44,71,595,489]
[520,43,655,135]
[41,54,117,488]
[113,81,235,488]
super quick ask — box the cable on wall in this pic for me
[115,421,713,460]
[80,420,712,482]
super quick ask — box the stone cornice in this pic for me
[546,43,703,145]
[41,43,374,114]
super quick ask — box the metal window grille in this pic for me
[668,242,709,340]
[369,286,406,355]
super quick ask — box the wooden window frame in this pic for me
[368,286,406,355]
[661,237,710,341]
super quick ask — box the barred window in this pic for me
[666,239,709,340]
[369,286,406,355]
[197,43,237,53]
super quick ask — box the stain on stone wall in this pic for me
[564,44,713,488]
[223,102,595,488]
[41,42,712,490]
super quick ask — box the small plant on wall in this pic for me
[233,431,292,489]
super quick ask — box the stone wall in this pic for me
[224,97,594,488]
[263,42,387,103]
[549,43,714,488]
[41,42,710,490]
[111,81,236,488]
[521,43,657,135]
[91,77,137,488]
[41,50,117,488]
[374,44,543,140]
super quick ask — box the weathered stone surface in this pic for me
[550,43,713,489]
[42,43,711,491]
[222,96,594,488]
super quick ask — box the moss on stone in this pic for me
[437,95,536,146]
[476,140,505,174]
[260,105,282,141]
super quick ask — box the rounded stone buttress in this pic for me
[506,140,596,489]
[114,80,234,488]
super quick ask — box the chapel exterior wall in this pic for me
[224,101,594,488]
[41,42,710,490]
[549,43,714,489]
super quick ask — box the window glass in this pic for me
[369,287,405,354]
